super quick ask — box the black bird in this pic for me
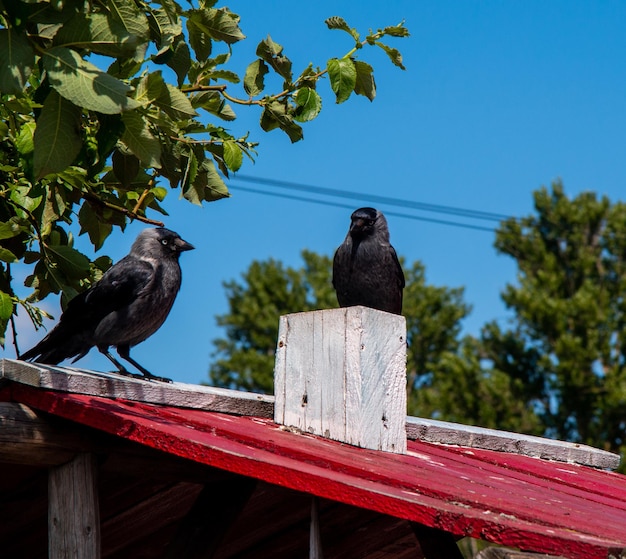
[20,227,194,382]
[332,207,405,315]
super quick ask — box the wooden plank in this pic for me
[49,453,100,559]
[2,359,273,417]
[16,387,626,559]
[405,416,620,470]
[0,402,87,466]
[309,496,323,559]
[274,307,407,453]
[411,522,464,559]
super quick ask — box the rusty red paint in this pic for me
[4,384,626,559]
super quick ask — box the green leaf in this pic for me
[44,46,141,114]
[138,71,196,120]
[45,244,91,279]
[53,12,147,59]
[293,87,322,122]
[78,201,112,251]
[381,22,410,38]
[260,100,303,143]
[186,12,212,61]
[0,29,35,94]
[196,7,245,44]
[0,219,27,241]
[33,90,83,179]
[223,140,243,172]
[191,90,236,121]
[121,110,162,168]
[163,38,191,87]
[325,16,360,42]
[112,148,140,188]
[0,291,13,321]
[244,59,268,96]
[199,158,230,201]
[108,0,151,47]
[353,60,376,102]
[16,122,35,157]
[375,42,406,70]
[256,36,292,82]
[147,6,183,52]
[327,57,357,104]
[0,248,17,264]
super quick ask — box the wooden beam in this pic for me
[2,359,273,417]
[405,416,620,470]
[49,453,100,559]
[274,307,407,453]
[163,476,257,558]
[310,496,323,559]
[410,522,464,559]
[0,402,88,467]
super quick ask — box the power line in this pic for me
[235,174,512,222]
[229,184,496,233]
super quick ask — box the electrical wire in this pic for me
[229,184,497,232]
[235,174,512,223]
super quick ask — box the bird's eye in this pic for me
[161,239,168,246]
[366,219,375,226]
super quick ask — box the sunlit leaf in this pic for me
[244,59,268,96]
[294,87,322,122]
[44,46,141,114]
[0,291,13,320]
[327,57,356,104]
[353,60,376,102]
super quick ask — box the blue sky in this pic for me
[12,1,626,385]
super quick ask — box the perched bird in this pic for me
[332,207,405,315]
[20,227,194,382]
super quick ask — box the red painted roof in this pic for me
[5,382,626,559]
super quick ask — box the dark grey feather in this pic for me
[20,227,194,381]
[332,207,405,315]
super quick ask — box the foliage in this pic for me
[0,0,409,349]
[208,250,336,393]
[482,182,626,453]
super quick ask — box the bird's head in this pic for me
[132,228,195,259]
[349,207,388,241]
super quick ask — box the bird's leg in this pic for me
[116,345,172,383]
[99,347,144,379]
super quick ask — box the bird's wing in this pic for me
[77,256,155,318]
[389,245,406,289]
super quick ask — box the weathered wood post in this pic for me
[49,453,100,559]
[274,306,407,454]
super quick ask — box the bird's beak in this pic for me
[175,238,195,252]
[350,219,364,233]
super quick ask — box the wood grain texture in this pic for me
[2,359,273,417]
[49,453,100,559]
[405,416,620,470]
[274,307,407,453]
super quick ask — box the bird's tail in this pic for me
[20,325,85,365]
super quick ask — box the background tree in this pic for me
[480,182,626,454]
[209,250,335,392]
[0,0,408,348]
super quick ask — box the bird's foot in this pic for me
[141,372,172,383]
[111,368,144,380]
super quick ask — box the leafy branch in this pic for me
[0,0,409,346]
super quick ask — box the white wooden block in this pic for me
[274,306,407,454]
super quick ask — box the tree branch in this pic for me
[83,193,164,227]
